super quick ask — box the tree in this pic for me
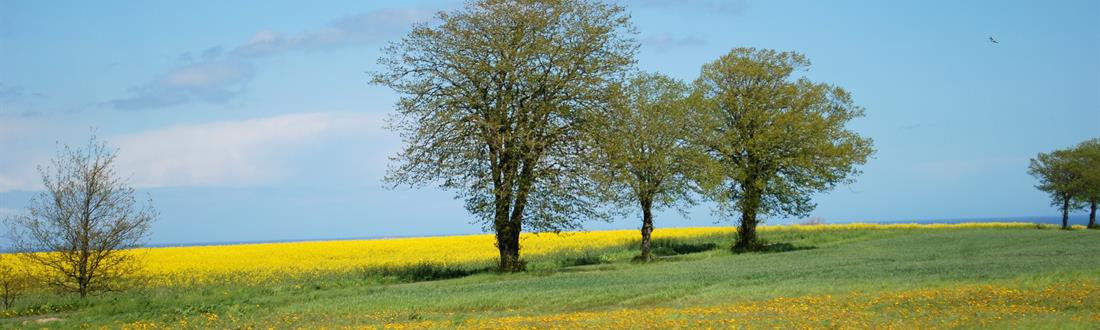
[0,254,33,309]
[372,0,637,271]
[588,72,700,261]
[1028,147,1084,229]
[7,135,155,297]
[1069,139,1100,228]
[692,48,875,251]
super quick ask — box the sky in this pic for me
[1,0,1098,245]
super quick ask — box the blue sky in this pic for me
[1,0,1097,244]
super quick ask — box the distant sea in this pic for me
[890,214,1092,226]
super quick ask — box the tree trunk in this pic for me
[2,292,11,309]
[492,180,523,272]
[1089,200,1097,229]
[495,226,522,272]
[1061,194,1070,229]
[735,187,762,251]
[490,157,535,273]
[78,248,90,298]
[639,197,655,262]
[736,207,759,251]
[493,193,523,272]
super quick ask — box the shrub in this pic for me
[0,254,34,310]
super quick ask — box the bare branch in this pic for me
[6,134,155,297]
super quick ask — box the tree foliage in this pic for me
[692,48,875,250]
[372,0,637,271]
[7,135,155,297]
[1029,147,1089,229]
[1040,138,1100,228]
[588,72,700,261]
[1071,139,1100,228]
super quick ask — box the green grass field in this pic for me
[3,226,1099,328]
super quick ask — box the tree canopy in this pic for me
[372,0,637,271]
[1029,147,1087,229]
[692,48,875,250]
[1035,138,1100,228]
[588,72,700,261]
[1071,139,1100,228]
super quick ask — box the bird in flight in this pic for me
[989,37,999,44]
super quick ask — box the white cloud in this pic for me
[0,175,32,193]
[232,8,434,58]
[0,112,388,192]
[103,7,434,111]
[0,116,50,192]
[112,112,384,188]
[107,60,255,110]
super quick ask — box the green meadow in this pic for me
[3,226,1098,328]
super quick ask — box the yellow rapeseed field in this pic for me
[1,222,1078,287]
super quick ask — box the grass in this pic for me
[2,226,1098,328]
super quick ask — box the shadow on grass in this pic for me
[652,239,719,257]
[357,239,809,284]
[361,262,493,283]
[558,253,608,267]
[731,242,816,254]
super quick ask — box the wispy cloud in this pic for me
[0,207,18,217]
[0,175,33,193]
[112,112,382,188]
[0,84,27,103]
[106,60,255,110]
[0,116,49,192]
[233,8,433,58]
[913,159,985,181]
[642,33,707,51]
[0,112,389,192]
[0,83,47,104]
[0,83,50,116]
[177,46,226,63]
[105,7,434,110]
[631,0,746,15]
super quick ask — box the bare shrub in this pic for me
[799,217,827,226]
[0,254,33,309]
[7,135,155,298]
